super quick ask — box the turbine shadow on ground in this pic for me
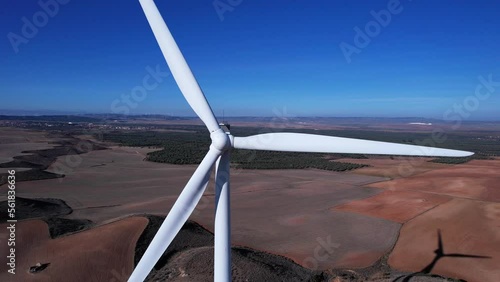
[392,229,491,282]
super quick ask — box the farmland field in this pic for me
[1,116,499,281]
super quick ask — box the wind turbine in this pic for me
[130,1,473,281]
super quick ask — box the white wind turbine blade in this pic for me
[129,148,221,282]
[139,0,220,133]
[233,133,473,157]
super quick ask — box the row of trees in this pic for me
[100,127,500,169]
[102,131,368,171]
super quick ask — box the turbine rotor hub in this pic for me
[211,129,232,152]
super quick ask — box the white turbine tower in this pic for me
[130,1,473,281]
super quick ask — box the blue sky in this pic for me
[1,0,499,120]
